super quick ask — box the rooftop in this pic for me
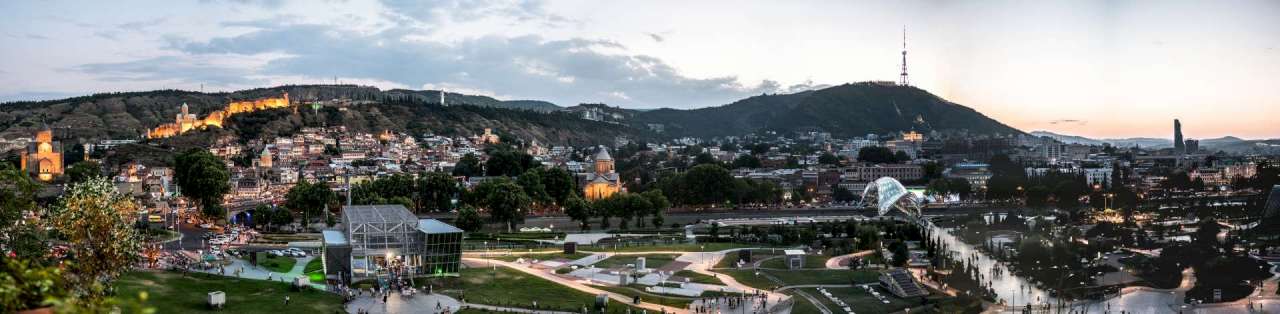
[417,219,464,234]
[342,204,418,225]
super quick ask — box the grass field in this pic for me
[806,287,918,313]
[759,254,830,269]
[115,271,344,314]
[594,254,679,270]
[256,254,298,273]
[715,269,880,289]
[303,258,324,281]
[589,284,695,308]
[438,266,640,313]
[673,270,724,285]
[488,252,589,263]
[588,242,762,253]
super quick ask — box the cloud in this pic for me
[646,32,664,42]
[380,0,572,27]
[1049,119,1087,126]
[25,33,49,40]
[117,18,169,33]
[75,55,266,87]
[116,21,774,108]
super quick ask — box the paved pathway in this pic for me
[190,255,324,289]
[823,250,874,270]
[464,257,689,314]
[345,292,461,314]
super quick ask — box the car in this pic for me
[268,250,284,257]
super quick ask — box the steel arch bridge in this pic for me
[860,177,923,218]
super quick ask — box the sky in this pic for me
[1,0,1278,139]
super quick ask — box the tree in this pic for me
[468,178,530,232]
[517,168,552,207]
[51,177,143,301]
[484,146,537,177]
[270,207,294,229]
[416,172,459,213]
[540,167,577,205]
[857,146,897,164]
[452,153,483,177]
[64,161,102,184]
[1194,218,1222,250]
[693,153,718,166]
[893,151,911,163]
[889,241,910,267]
[832,184,858,203]
[818,153,840,165]
[731,154,762,169]
[174,149,230,221]
[665,164,736,206]
[563,195,592,230]
[0,164,43,260]
[454,206,485,232]
[285,178,336,225]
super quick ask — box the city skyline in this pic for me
[2,0,1278,139]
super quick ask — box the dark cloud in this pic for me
[380,0,571,27]
[119,21,770,108]
[75,56,264,87]
[646,33,664,42]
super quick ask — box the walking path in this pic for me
[462,303,577,314]
[345,293,461,314]
[823,250,874,269]
[464,257,689,314]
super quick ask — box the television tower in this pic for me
[899,26,909,86]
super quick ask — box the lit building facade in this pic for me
[583,146,623,200]
[20,125,63,181]
[147,93,290,138]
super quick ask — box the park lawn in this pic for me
[589,284,694,308]
[714,249,781,268]
[303,258,325,282]
[759,254,830,269]
[594,254,679,270]
[440,266,639,313]
[673,270,724,285]
[258,255,298,273]
[788,293,824,314]
[715,269,880,290]
[115,271,343,314]
[811,287,918,313]
[489,252,589,263]
[589,242,761,253]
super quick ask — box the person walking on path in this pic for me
[284,295,290,306]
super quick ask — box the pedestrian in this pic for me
[284,295,290,305]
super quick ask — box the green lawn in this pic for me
[807,287,918,313]
[115,271,343,314]
[673,270,724,285]
[759,254,830,269]
[589,285,694,308]
[303,258,324,282]
[438,266,640,313]
[588,242,762,253]
[594,254,679,270]
[789,293,824,314]
[256,254,298,273]
[714,249,781,268]
[489,252,589,263]
[715,269,880,289]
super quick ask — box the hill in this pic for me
[0,85,626,148]
[1029,131,1173,148]
[627,82,1023,138]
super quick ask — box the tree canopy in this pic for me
[174,149,230,220]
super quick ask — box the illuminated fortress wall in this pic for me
[147,93,290,139]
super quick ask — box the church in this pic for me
[582,146,623,200]
[20,124,63,181]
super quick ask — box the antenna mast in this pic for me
[899,26,909,86]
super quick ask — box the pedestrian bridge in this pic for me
[860,177,923,218]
